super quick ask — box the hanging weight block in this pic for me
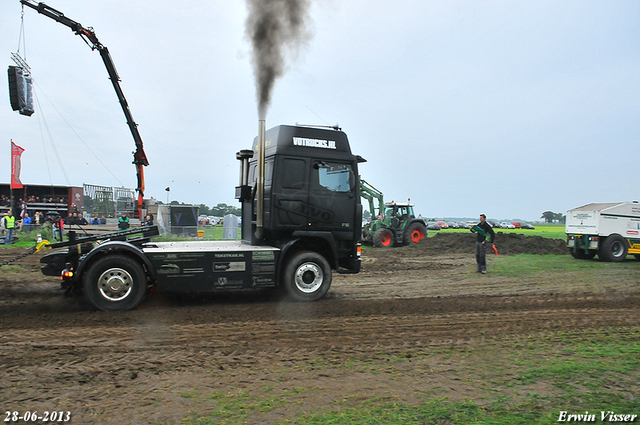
[8,65,27,111]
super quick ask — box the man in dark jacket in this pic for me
[471,214,496,274]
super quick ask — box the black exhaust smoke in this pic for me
[245,0,312,239]
[245,0,311,119]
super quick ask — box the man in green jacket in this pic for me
[118,212,130,230]
[4,211,15,245]
[470,214,495,274]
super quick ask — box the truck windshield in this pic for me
[317,163,353,193]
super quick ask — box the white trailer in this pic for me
[565,202,640,261]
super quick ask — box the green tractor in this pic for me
[361,179,426,247]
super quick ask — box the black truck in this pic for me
[40,124,364,310]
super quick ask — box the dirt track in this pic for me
[1,232,639,424]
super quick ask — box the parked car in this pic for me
[521,223,535,229]
[487,219,501,228]
[512,222,522,228]
[436,220,448,229]
[500,222,515,229]
[426,222,441,230]
[446,221,459,229]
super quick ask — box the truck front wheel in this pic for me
[84,255,147,310]
[599,235,628,262]
[282,251,332,301]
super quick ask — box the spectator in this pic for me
[143,213,154,226]
[118,212,130,230]
[22,213,31,231]
[19,198,27,219]
[64,213,75,225]
[4,211,16,245]
[53,216,64,241]
[99,215,106,225]
[91,215,100,225]
[77,213,88,225]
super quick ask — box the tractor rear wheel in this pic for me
[403,222,426,245]
[373,228,394,248]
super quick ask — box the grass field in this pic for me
[181,326,640,425]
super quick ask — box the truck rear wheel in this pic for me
[403,222,426,245]
[84,255,147,311]
[598,235,628,262]
[373,228,393,247]
[282,251,332,301]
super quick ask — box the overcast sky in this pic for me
[1,0,639,221]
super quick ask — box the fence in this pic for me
[83,184,136,218]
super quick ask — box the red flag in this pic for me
[11,141,25,189]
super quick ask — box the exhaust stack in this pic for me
[255,119,266,239]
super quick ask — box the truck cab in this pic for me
[238,125,364,271]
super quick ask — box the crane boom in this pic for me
[20,0,149,219]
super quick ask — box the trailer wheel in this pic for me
[282,251,332,301]
[403,222,426,245]
[373,228,393,247]
[84,255,147,311]
[598,235,628,262]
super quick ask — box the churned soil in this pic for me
[0,233,638,424]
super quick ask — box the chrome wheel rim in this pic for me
[294,262,323,293]
[97,267,133,301]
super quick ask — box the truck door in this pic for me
[307,160,357,233]
[271,156,309,228]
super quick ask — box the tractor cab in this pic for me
[384,202,415,221]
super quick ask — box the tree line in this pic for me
[540,211,566,223]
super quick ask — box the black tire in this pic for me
[84,255,147,311]
[281,251,332,301]
[598,235,628,262]
[373,228,394,248]
[403,222,426,245]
